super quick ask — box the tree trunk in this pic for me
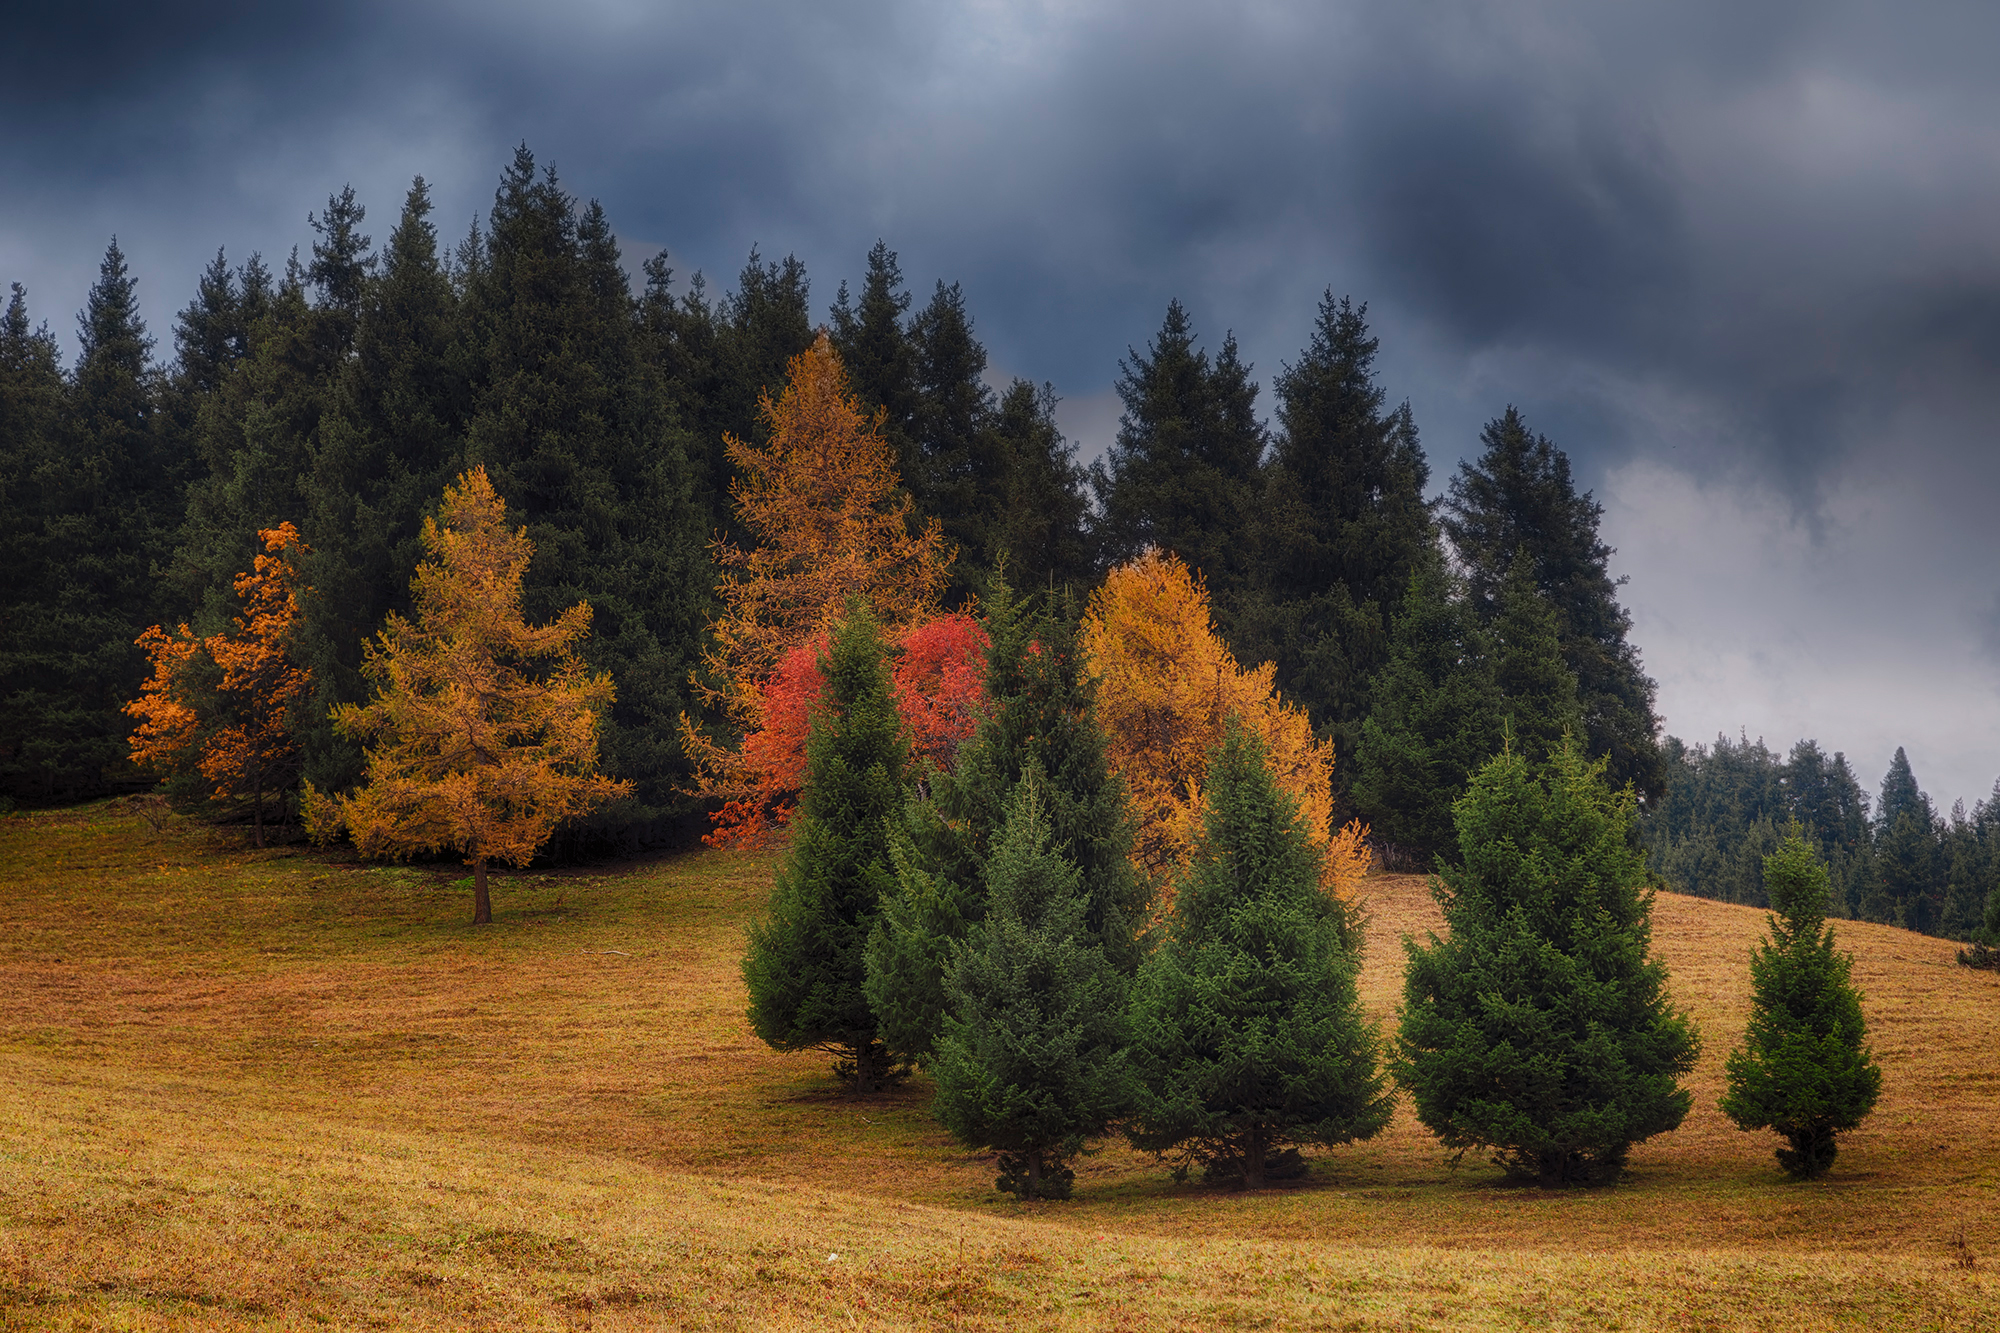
[473,857,492,925]
[1243,1127,1266,1189]
[252,770,264,849]
[1026,1152,1043,1192]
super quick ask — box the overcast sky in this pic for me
[7,1,1998,810]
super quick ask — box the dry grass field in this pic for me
[0,797,1994,1329]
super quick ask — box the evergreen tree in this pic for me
[1126,725,1392,1188]
[744,602,910,1090]
[909,280,1001,603]
[1092,300,1265,636]
[1490,556,1584,763]
[1865,747,1941,930]
[1940,797,1994,940]
[1244,294,1433,789]
[0,285,69,800]
[1720,830,1882,1178]
[1442,408,1663,800]
[1396,736,1700,1186]
[985,380,1096,593]
[1350,547,1502,863]
[932,770,1131,1199]
[299,177,468,794]
[460,148,708,827]
[866,575,1141,1061]
[828,240,917,480]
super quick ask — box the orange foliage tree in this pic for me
[682,331,962,840]
[305,467,630,924]
[128,524,313,845]
[1081,548,1369,904]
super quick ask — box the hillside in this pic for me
[0,799,1994,1329]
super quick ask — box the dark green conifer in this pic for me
[1490,556,1584,762]
[985,380,1096,592]
[0,285,70,800]
[866,574,1141,1061]
[909,280,1001,602]
[1092,300,1265,636]
[1442,408,1663,799]
[1126,725,1392,1188]
[1244,294,1433,788]
[744,603,910,1090]
[1720,830,1882,1178]
[829,240,918,477]
[1350,548,1502,862]
[1396,736,1700,1186]
[932,769,1131,1199]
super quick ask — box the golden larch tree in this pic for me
[128,524,313,846]
[1081,548,1369,906]
[307,467,629,924]
[682,331,953,815]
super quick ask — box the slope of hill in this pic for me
[0,799,1993,1329]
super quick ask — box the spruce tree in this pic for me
[866,575,1141,1061]
[1350,547,1502,862]
[1442,408,1663,799]
[828,240,917,481]
[1490,556,1584,763]
[1092,300,1265,637]
[1125,725,1392,1188]
[1396,736,1700,1186]
[0,285,68,800]
[932,769,1131,1199]
[1866,747,1941,931]
[1245,294,1433,787]
[1720,830,1882,1178]
[986,379,1096,593]
[909,280,1001,603]
[744,602,910,1090]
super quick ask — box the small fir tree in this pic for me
[1126,725,1393,1188]
[1720,830,1882,1178]
[1396,736,1700,1186]
[932,769,1131,1199]
[305,467,629,924]
[743,601,910,1091]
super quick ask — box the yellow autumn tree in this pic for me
[1082,548,1369,906]
[306,467,630,925]
[681,331,953,811]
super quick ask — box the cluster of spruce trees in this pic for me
[748,590,1879,1194]
[1642,734,2000,942]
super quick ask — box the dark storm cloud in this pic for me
[6,0,1999,801]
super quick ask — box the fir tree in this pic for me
[0,285,69,800]
[1866,747,1941,931]
[932,769,1131,1199]
[1126,725,1392,1188]
[1244,294,1433,789]
[1092,300,1265,636]
[828,240,917,480]
[1490,556,1583,763]
[744,602,910,1091]
[986,380,1096,593]
[909,280,1001,603]
[1442,408,1663,800]
[866,574,1141,1062]
[1350,547,1502,862]
[1720,830,1882,1179]
[1396,736,1700,1186]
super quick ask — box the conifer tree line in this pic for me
[1643,733,2000,942]
[4,146,1990,946]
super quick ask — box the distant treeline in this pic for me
[1643,734,2000,940]
[1,146,1992,942]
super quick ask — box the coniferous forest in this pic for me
[3,148,1996,954]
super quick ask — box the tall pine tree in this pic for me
[1865,747,1941,931]
[0,286,70,800]
[1441,408,1663,800]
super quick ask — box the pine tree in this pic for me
[1396,736,1700,1186]
[0,285,69,801]
[828,240,918,480]
[461,149,709,826]
[909,280,1001,603]
[1720,830,1882,1178]
[985,380,1096,593]
[1125,725,1392,1188]
[1092,301,1265,637]
[1245,294,1433,789]
[1350,547,1502,863]
[1866,747,1940,930]
[865,575,1142,1062]
[931,769,1132,1199]
[299,176,468,796]
[743,601,910,1090]
[1442,408,1663,800]
[1490,556,1584,763]
[306,467,628,925]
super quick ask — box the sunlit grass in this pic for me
[0,797,1994,1328]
